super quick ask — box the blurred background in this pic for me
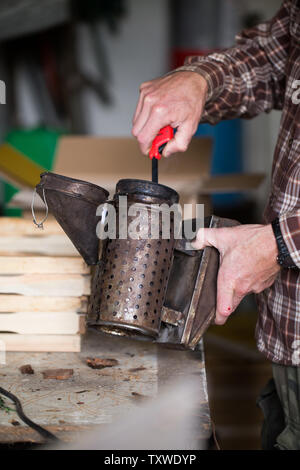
[0,0,283,450]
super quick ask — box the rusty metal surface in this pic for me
[115,179,179,204]
[180,217,220,348]
[36,172,109,265]
[161,306,184,327]
[0,330,210,444]
[89,179,179,339]
[90,213,239,350]
[160,216,240,350]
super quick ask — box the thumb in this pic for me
[215,267,245,325]
[215,272,235,325]
[191,227,220,250]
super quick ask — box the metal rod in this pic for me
[152,158,158,183]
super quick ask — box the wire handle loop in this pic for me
[31,187,49,229]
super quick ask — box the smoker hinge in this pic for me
[161,306,184,326]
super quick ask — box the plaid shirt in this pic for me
[174,0,300,365]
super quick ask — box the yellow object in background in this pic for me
[0,143,45,189]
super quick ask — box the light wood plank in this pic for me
[0,312,83,335]
[0,334,81,352]
[0,295,88,312]
[0,257,90,274]
[0,217,63,235]
[0,274,91,296]
[0,235,78,257]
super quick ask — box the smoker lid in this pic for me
[115,179,179,204]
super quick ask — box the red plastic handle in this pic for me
[149,126,174,160]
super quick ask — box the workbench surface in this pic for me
[0,330,211,446]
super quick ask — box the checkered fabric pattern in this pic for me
[173,0,300,364]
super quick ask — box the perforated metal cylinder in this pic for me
[88,179,179,338]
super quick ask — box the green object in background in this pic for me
[5,127,64,170]
[2,127,66,216]
[3,186,22,217]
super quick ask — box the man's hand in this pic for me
[132,72,208,157]
[191,224,280,325]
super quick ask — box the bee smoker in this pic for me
[36,172,236,350]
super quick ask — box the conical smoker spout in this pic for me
[35,172,109,265]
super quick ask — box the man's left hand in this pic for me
[191,224,280,325]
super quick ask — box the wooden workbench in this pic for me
[0,330,211,447]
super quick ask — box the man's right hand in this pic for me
[132,71,208,158]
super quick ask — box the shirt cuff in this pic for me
[279,212,300,268]
[165,60,226,102]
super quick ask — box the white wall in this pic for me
[78,0,170,136]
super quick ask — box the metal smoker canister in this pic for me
[88,179,179,339]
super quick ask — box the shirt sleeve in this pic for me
[279,212,300,268]
[172,0,292,125]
